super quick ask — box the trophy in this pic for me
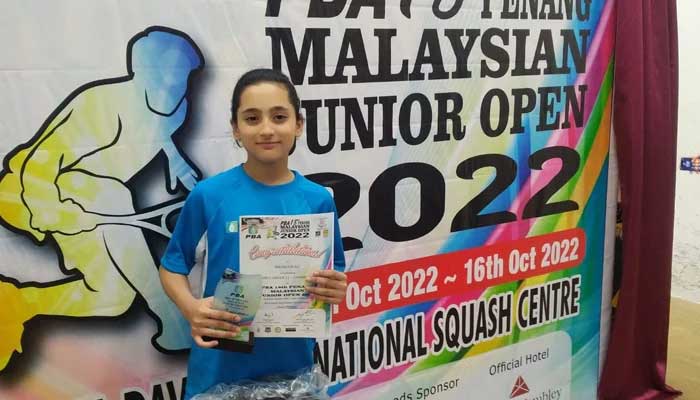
[204,268,262,352]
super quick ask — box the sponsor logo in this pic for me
[511,376,530,398]
[680,156,700,173]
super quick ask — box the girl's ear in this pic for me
[295,115,305,138]
[231,120,241,140]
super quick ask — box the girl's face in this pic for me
[233,82,302,166]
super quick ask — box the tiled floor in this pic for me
[667,297,700,398]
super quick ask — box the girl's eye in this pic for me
[245,115,259,123]
[273,114,288,121]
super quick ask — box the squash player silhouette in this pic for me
[0,26,205,370]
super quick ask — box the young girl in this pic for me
[159,69,348,399]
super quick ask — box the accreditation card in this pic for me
[239,213,334,338]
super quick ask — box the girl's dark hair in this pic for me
[230,68,301,123]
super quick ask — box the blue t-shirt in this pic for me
[161,164,346,399]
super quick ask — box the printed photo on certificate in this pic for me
[239,213,334,338]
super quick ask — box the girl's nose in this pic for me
[259,118,275,135]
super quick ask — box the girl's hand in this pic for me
[183,297,240,348]
[306,270,348,305]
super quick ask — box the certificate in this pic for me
[239,213,334,338]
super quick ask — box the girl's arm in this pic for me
[159,267,241,348]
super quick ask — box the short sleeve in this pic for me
[161,186,208,275]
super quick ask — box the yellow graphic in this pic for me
[0,27,204,370]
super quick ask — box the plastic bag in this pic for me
[191,365,331,400]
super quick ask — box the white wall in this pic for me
[672,1,700,303]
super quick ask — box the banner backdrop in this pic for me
[0,1,614,399]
